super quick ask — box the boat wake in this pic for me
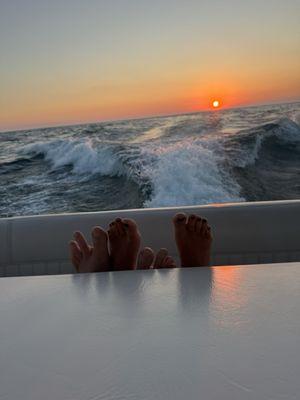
[1,102,300,216]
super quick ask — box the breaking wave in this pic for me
[21,139,124,176]
[17,135,243,206]
[141,140,242,207]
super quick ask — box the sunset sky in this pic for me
[1,0,299,131]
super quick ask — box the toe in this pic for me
[92,226,107,242]
[154,248,168,268]
[122,219,140,239]
[69,241,82,271]
[108,220,118,238]
[173,213,187,226]
[163,256,176,268]
[116,218,126,236]
[92,226,108,252]
[74,231,90,257]
[112,219,122,236]
[187,214,197,232]
[122,218,138,231]
[91,226,110,271]
[205,225,213,240]
[195,217,203,234]
[200,219,208,236]
[137,247,155,269]
[69,240,81,259]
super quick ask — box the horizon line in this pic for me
[1,99,300,134]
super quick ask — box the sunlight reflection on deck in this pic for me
[210,266,250,330]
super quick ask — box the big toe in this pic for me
[173,213,187,228]
[92,226,107,243]
[137,247,155,269]
[92,227,108,254]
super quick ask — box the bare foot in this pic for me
[69,227,110,273]
[173,213,212,267]
[108,218,141,270]
[153,248,177,269]
[137,247,155,269]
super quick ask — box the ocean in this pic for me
[1,102,300,218]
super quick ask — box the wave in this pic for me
[0,155,42,175]
[291,111,300,125]
[226,117,300,168]
[139,140,243,207]
[2,102,300,218]
[19,136,243,206]
[6,113,300,210]
[21,139,124,176]
[266,117,300,143]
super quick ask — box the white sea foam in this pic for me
[137,139,243,207]
[130,118,178,144]
[274,118,300,143]
[291,111,300,126]
[22,139,124,176]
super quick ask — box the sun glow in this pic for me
[212,100,220,108]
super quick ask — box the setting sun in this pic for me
[212,100,220,108]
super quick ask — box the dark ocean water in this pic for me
[1,102,300,217]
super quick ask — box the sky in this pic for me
[0,0,300,131]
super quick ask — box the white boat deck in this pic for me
[1,262,300,400]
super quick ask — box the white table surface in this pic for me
[1,262,300,400]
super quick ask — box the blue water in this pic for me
[1,102,300,217]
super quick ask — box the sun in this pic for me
[212,100,220,108]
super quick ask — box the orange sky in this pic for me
[1,1,299,131]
